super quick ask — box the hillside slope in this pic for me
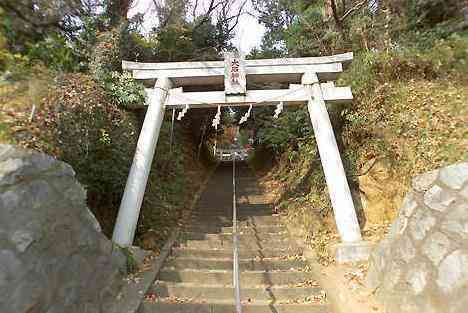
[0,72,211,250]
[253,34,468,263]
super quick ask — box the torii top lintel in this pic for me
[122,52,353,87]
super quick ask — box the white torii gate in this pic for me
[113,52,370,262]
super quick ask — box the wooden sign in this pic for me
[224,51,246,95]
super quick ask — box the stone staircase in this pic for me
[138,164,329,313]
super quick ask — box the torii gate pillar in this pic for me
[112,77,172,246]
[303,73,371,262]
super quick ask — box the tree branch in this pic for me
[227,0,247,34]
[192,0,223,31]
[192,0,199,20]
[340,0,368,22]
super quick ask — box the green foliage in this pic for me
[157,24,198,61]
[254,0,465,57]
[283,5,344,56]
[85,24,147,109]
[0,0,219,249]
[1,70,210,243]
[120,246,138,274]
[237,130,250,146]
[122,30,159,62]
[134,118,211,248]
[255,107,313,153]
[0,1,103,73]
[0,33,30,79]
[406,0,459,29]
[0,1,89,50]
[340,34,468,96]
[49,75,139,220]
[251,140,336,264]
[26,34,80,72]
[338,31,468,189]
[103,71,146,109]
[88,27,122,80]
[1,18,81,77]
[0,74,139,233]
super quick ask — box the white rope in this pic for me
[168,85,307,108]
[160,86,307,129]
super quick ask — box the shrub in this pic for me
[0,32,31,80]
[26,34,80,72]
[406,0,459,29]
[3,73,140,234]
[103,71,146,109]
[88,27,122,81]
[255,106,313,154]
[340,34,468,95]
[50,75,139,217]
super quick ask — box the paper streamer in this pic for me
[177,104,189,120]
[239,104,253,125]
[212,105,221,129]
[273,101,283,119]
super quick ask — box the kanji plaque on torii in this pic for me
[224,51,246,95]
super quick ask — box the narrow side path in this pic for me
[139,163,329,313]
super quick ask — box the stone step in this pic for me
[151,281,322,301]
[176,238,292,250]
[159,269,315,286]
[187,216,281,226]
[188,217,276,224]
[180,231,287,242]
[164,257,307,271]
[186,221,283,232]
[192,207,274,212]
[189,211,275,219]
[195,202,272,208]
[178,234,288,245]
[139,300,328,313]
[186,224,286,234]
[171,247,303,259]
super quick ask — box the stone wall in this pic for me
[367,162,468,313]
[0,145,126,313]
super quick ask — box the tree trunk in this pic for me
[106,0,132,27]
[330,0,344,35]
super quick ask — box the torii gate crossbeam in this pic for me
[112,52,371,263]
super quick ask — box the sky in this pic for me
[127,0,266,54]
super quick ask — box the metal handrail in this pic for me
[232,155,243,313]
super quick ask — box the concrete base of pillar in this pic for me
[331,241,373,264]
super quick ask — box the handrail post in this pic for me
[232,154,242,313]
[112,77,172,246]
